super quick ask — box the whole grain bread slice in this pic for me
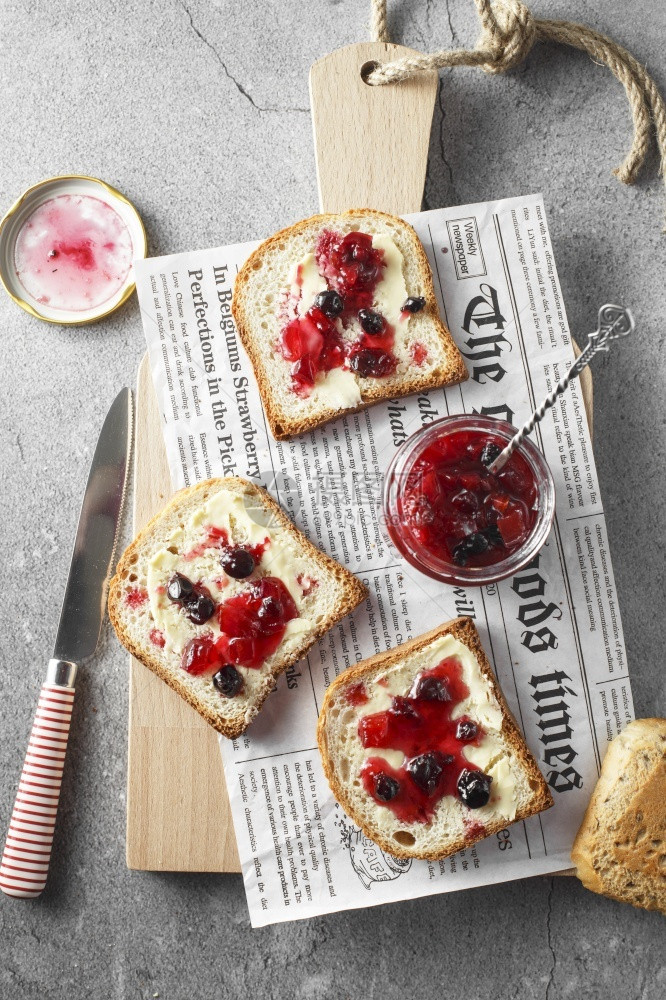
[232,209,468,439]
[571,718,666,915]
[109,477,367,739]
[317,617,552,861]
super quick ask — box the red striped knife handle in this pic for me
[0,660,77,898]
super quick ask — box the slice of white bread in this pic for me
[571,718,666,915]
[109,477,367,739]
[317,617,552,860]
[232,209,468,439]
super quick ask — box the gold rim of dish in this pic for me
[0,174,148,326]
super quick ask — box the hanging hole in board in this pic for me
[360,61,379,85]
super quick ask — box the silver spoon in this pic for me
[487,304,635,475]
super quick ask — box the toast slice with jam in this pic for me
[109,477,367,739]
[317,617,552,860]
[232,209,468,439]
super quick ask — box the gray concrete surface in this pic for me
[1,1,665,997]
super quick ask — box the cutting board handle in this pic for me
[310,42,438,215]
[310,42,593,428]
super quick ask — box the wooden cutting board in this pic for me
[126,41,592,871]
[126,356,239,871]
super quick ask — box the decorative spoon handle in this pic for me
[487,304,634,475]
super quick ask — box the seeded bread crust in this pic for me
[232,209,468,439]
[317,617,553,860]
[571,718,666,915]
[109,477,367,739]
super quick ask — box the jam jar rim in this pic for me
[382,414,556,587]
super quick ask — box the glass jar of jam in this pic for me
[383,415,555,586]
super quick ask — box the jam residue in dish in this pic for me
[399,428,540,570]
[279,230,400,397]
[359,656,491,824]
[14,194,133,312]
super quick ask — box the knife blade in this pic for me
[0,388,133,898]
[53,387,133,662]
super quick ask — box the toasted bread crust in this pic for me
[232,209,468,440]
[317,616,553,860]
[109,477,367,739]
[570,718,666,914]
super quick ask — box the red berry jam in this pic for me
[184,525,269,565]
[125,587,148,608]
[296,573,318,596]
[149,628,166,648]
[181,634,223,676]
[402,433,538,566]
[281,306,346,397]
[464,819,487,841]
[316,230,385,316]
[216,576,298,669]
[359,657,487,824]
[410,341,428,366]
[384,415,555,586]
[345,682,369,707]
[278,229,401,396]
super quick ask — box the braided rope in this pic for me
[368,0,666,218]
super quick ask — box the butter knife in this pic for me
[0,387,133,898]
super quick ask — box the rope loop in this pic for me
[368,0,666,224]
[476,0,536,74]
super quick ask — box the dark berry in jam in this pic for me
[183,591,215,625]
[457,768,492,809]
[374,773,400,802]
[213,664,244,698]
[456,718,478,741]
[217,576,298,669]
[410,675,451,702]
[480,441,502,467]
[349,347,397,378]
[452,532,489,566]
[358,308,385,335]
[316,230,386,315]
[279,230,402,393]
[313,289,344,317]
[390,696,421,721]
[402,296,426,313]
[397,425,541,571]
[359,658,486,825]
[483,524,505,549]
[221,547,256,579]
[464,532,490,554]
[407,751,453,795]
[167,574,215,625]
[167,572,194,602]
[452,544,468,567]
